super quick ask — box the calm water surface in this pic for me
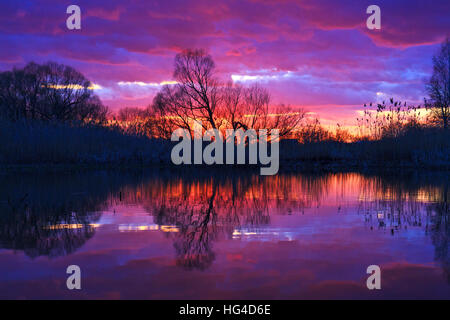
[0,169,448,299]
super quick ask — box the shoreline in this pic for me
[1,160,449,175]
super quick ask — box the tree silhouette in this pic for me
[426,38,450,129]
[173,48,220,130]
[0,62,108,123]
[149,49,304,138]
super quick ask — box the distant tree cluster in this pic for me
[0,62,108,123]
[2,39,448,145]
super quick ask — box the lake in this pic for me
[0,168,448,299]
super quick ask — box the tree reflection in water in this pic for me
[0,171,148,258]
[358,172,449,282]
[139,172,325,270]
[115,170,449,272]
[429,185,449,282]
[0,169,448,276]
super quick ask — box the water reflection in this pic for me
[0,169,448,281]
[0,171,143,258]
[356,174,449,282]
[119,172,335,270]
[429,194,449,283]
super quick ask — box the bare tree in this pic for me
[38,62,93,121]
[112,106,153,136]
[219,82,262,131]
[219,82,245,131]
[0,64,44,121]
[297,118,330,143]
[117,107,147,122]
[172,49,220,130]
[148,84,199,139]
[152,49,305,138]
[220,82,305,137]
[78,95,109,124]
[426,38,450,129]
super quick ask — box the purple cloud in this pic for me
[0,0,448,123]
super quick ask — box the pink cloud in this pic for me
[0,0,447,122]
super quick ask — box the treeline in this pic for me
[0,39,448,168]
[111,48,305,140]
[0,62,108,123]
[284,96,449,167]
[114,40,449,142]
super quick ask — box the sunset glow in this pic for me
[1,0,448,128]
[0,0,449,302]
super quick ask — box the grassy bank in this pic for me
[0,120,171,166]
[281,127,450,169]
[0,120,449,171]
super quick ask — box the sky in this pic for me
[0,0,449,126]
